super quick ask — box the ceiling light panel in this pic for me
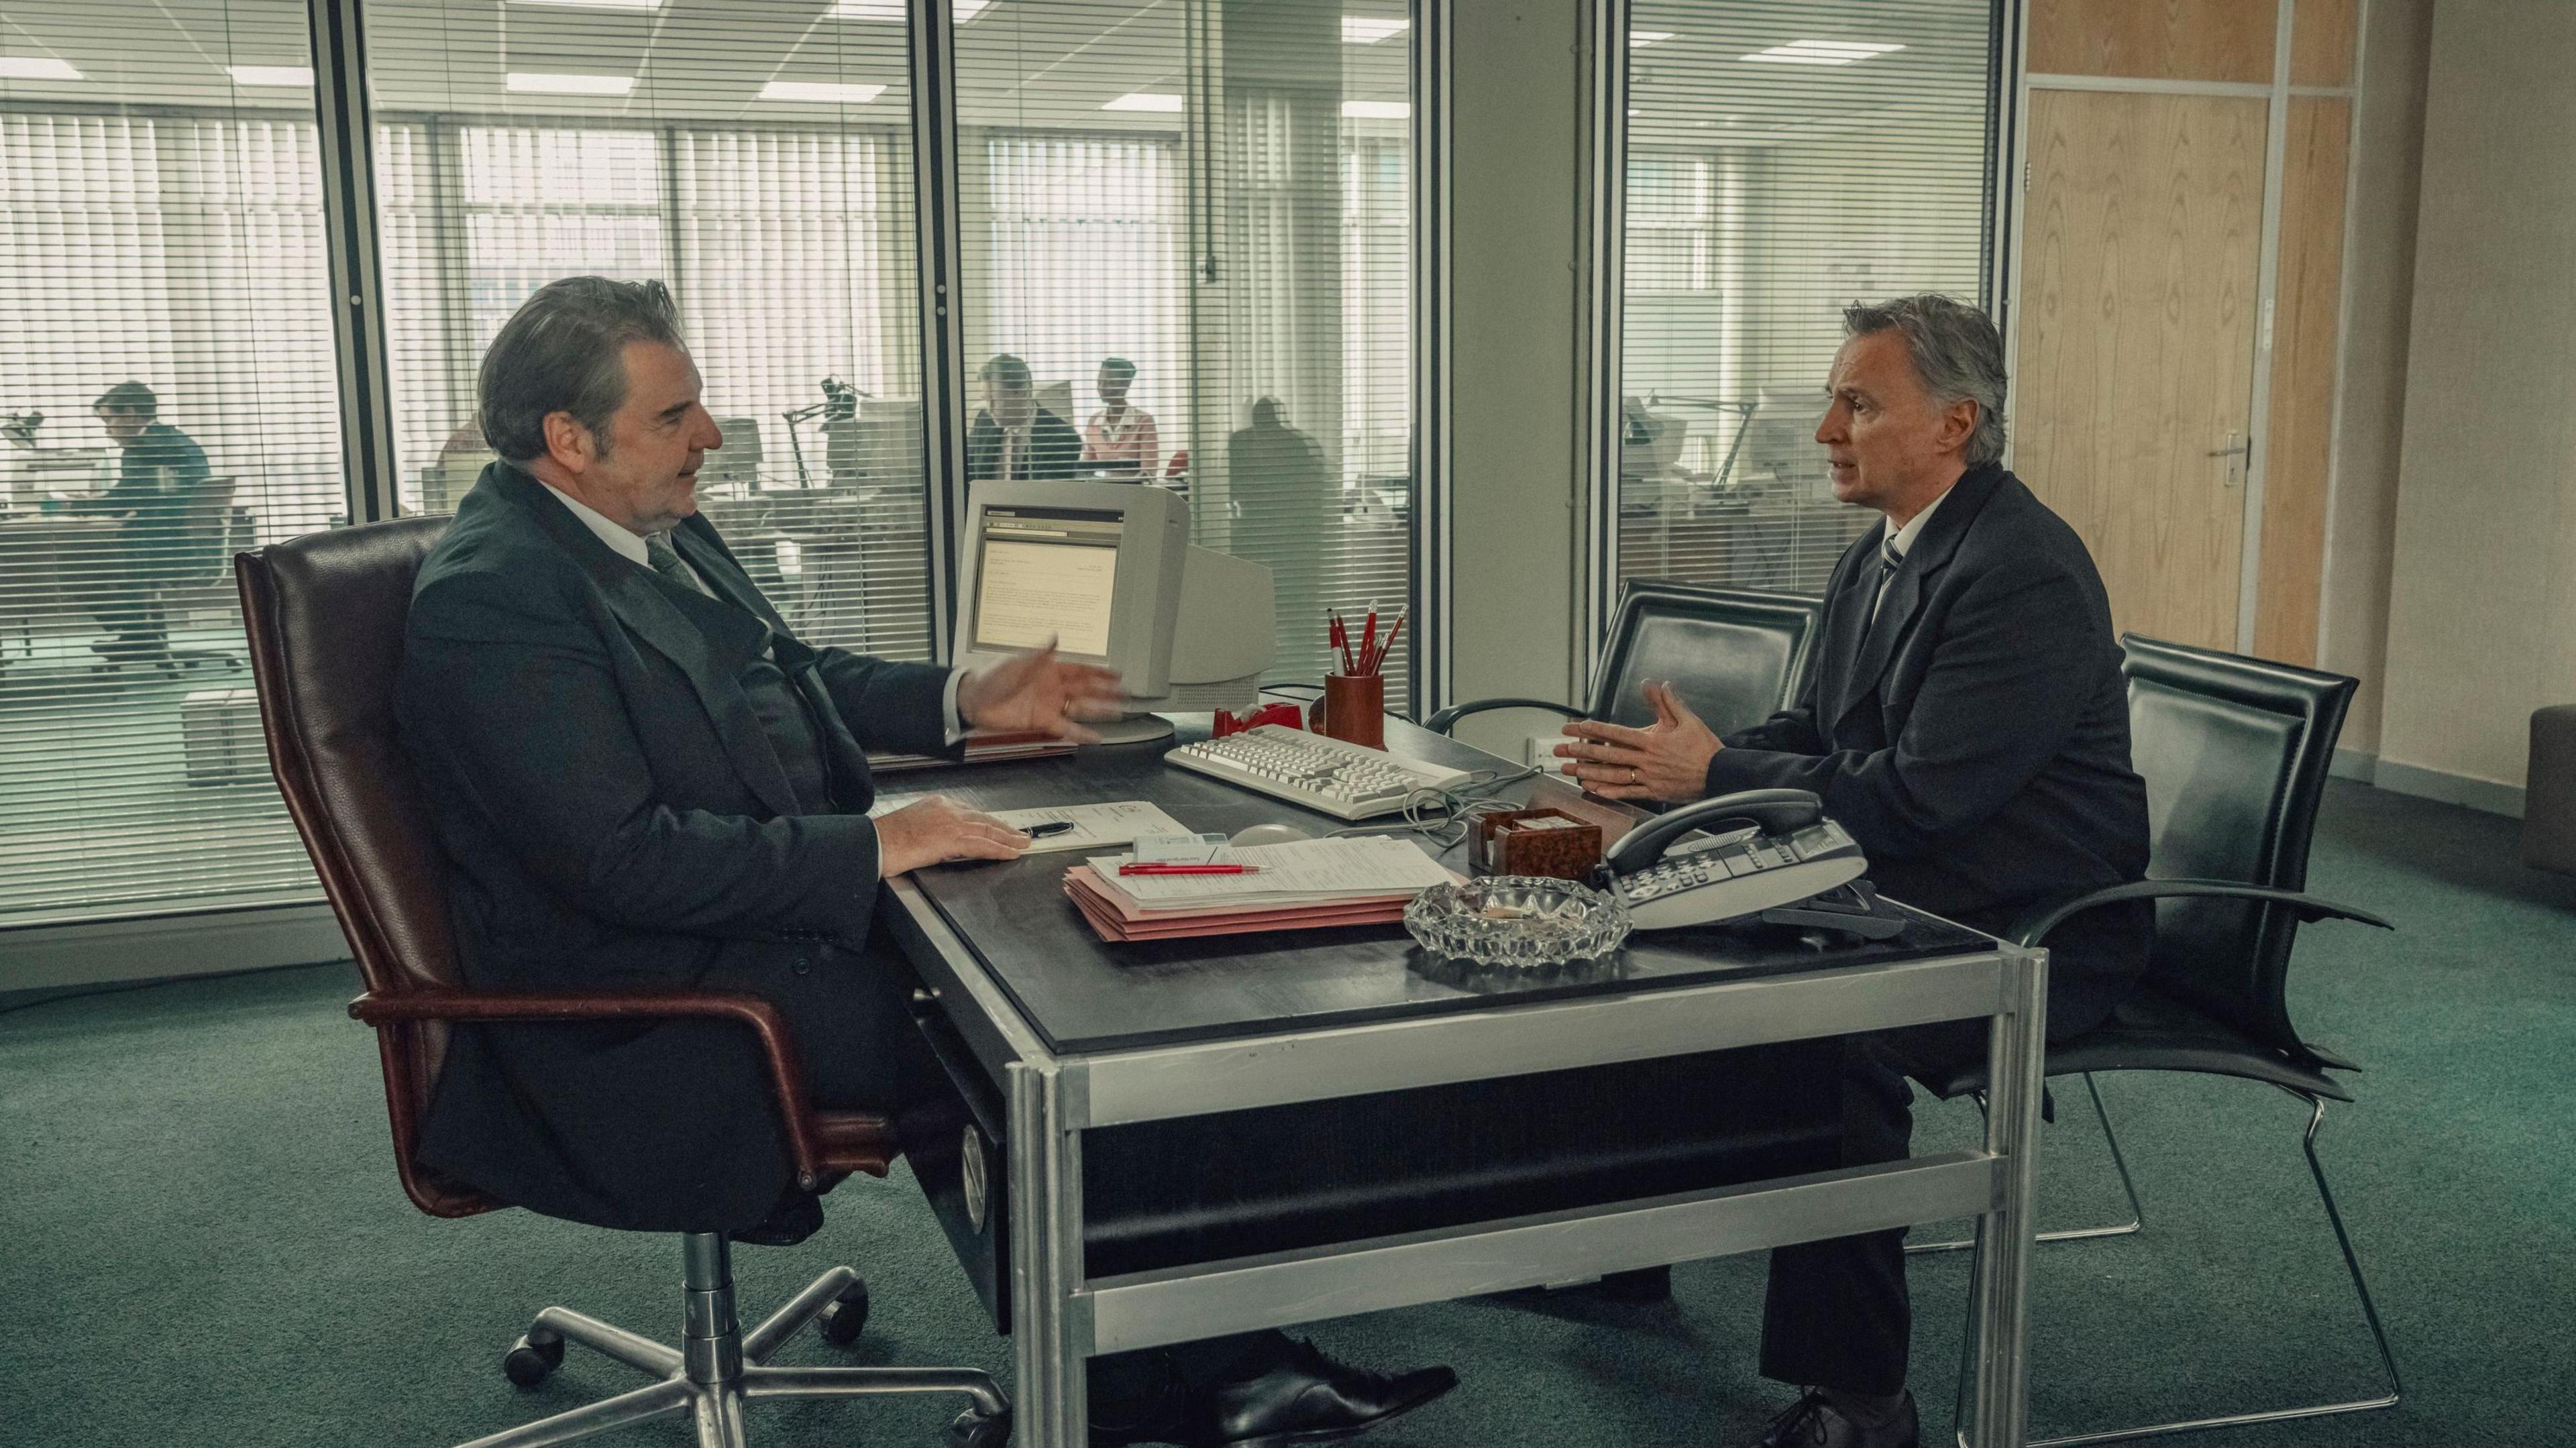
[505,70,637,94]
[760,79,885,103]
[0,56,84,80]
[1740,40,1904,66]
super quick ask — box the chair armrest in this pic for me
[349,989,832,1191]
[1421,697,1583,736]
[2008,880,2394,950]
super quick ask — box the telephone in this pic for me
[1595,789,1882,932]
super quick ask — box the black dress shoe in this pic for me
[1183,1338,1457,1448]
[1748,1390,1919,1448]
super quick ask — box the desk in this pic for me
[882,717,2045,1447]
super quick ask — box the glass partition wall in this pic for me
[0,0,1429,930]
[1611,1,1998,597]
[954,0,1417,707]
[1,0,345,920]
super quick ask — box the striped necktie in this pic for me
[1867,536,1902,626]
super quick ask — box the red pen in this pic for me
[1118,863,1259,876]
[1361,608,1378,675]
[1376,613,1405,672]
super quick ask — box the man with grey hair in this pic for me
[1559,294,2149,1447]
[398,276,1454,1448]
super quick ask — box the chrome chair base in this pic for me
[1910,1074,2145,1255]
[1950,1089,2402,1447]
[457,1233,1008,1448]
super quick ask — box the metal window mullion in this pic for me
[909,0,966,662]
[1409,0,1451,714]
[1581,0,1631,688]
[308,0,397,524]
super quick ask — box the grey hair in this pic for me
[478,276,685,464]
[1843,293,2007,466]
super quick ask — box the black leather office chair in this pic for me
[1928,635,2402,1446]
[1424,581,1821,740]
[237,520,1009,1448]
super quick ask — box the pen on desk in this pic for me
[1118,863,1258,876]
[1025,821,1076,839]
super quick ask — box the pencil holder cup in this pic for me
[1314,673,1387,750]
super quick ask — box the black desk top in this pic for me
[899,717,1991,1055]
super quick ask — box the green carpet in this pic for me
[4,778,2567,1445]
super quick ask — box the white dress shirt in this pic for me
[537,480,966,738]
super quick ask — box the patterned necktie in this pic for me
[1868,537,1902,626]
[644,531,705,596]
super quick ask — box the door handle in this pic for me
[2208,431,2249,489]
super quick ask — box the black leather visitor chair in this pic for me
[1424,580,1822,740]
[1928,635,2402,1447]
[237,519,1009,1448]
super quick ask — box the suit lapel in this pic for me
[1819,537,1884,726]
[671,520,877,809]
[485,465,803,819]
[1830,463,2007,733]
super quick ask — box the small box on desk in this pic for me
[179,687,262,786]
[1470,807,1604,880]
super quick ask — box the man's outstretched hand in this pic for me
[875,795,1030,879]
[955,637,1127,743]
[1555,679,1722,802]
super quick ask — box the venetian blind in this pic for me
[1616,1,1994,596]
[366,0,932,659]
[952,0,1417,708]
[0,0,343,924]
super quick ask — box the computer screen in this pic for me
[970,504,1125,659]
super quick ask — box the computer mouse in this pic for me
[1228,822,1318,848]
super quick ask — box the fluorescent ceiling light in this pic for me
[761,80,885,103]
[506,70,636,95]
[1102,91,1182,113]
[0,56,83,81]
[227,64,313,87]
[1342,17,1407,44]
[508,0,661,9]
[1630,30,1675,47]
[1341,99,1409,119]
[830,0,989,19]
[1741,40,1904,65]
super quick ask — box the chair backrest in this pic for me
[2123,634,2355,1054]
[173,475,238,584]
[1588,581,1823,738]
[236,517,489,1215]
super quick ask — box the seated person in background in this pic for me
[1556,294,2151,1448]
[74,380,209,664]
[1226,397,1332,653]
[398,277,1454,1448]
[967,353,1081,482]
[1081,355,1160,480]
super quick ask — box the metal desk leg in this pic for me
[1968,944,2048,1448]
[1008,1061,1090,1447]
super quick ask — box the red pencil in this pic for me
[1375,614,1405,673]
[1118,863,1259,876]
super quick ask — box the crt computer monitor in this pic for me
[955,480,1273,745]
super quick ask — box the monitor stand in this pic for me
[1090,712,1177,746]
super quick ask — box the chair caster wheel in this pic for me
[947,1405,1010,1447]
[816,1280,871,1347]
[503,1325,566,1388]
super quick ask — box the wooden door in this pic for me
[2014,89,2267,651]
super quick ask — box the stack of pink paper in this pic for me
[1063,866,1417,942]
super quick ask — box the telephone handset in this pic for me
[1597,789,1874,931]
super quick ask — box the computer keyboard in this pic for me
[1164,725,1476,820]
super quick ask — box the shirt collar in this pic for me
[537,480,653,569]
[1886,482,1955,560]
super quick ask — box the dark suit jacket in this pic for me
[1705,463,2151,1038]
[966,406,1081,482]
[396,461,955,1231]
[79,422,210,581]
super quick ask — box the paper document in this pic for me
[863,795,1190,856]
[1085,835,1452,909]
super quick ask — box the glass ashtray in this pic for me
[1404,875,1631,970]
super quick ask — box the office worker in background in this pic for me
[1083,355,1160,480]
[397,278,1454,1448]
[1226,397,1333,651]
[74,380,210,664]
[967,352,1081,482]
[1557,295,2151,1448]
